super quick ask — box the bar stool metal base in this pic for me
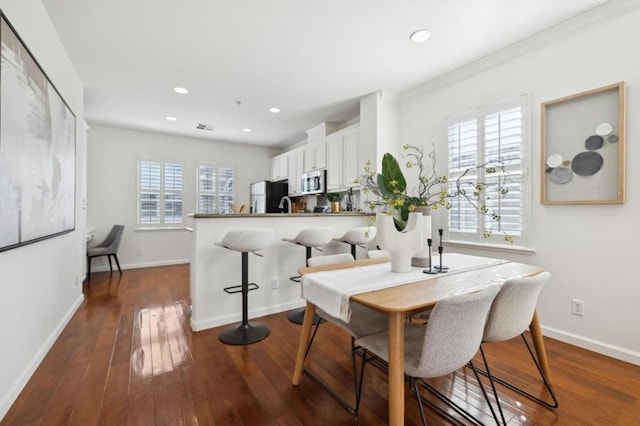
[287,307,324,325]
[218,322,270,345]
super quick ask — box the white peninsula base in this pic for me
[190,213,373,331]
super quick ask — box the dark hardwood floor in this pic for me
[2,264,639,425]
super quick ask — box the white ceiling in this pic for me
[42,0,611,148]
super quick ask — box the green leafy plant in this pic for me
[356,144,514,242]
[326,192,344,202]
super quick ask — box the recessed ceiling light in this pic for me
[409,29,431,43]
[173,87,189,94]
[243,128,252,133]
[269,107,281,113]
[165,116,178,121]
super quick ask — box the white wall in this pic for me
[400,8,640,364]
[86,125,279,270]
[0,0,86,419]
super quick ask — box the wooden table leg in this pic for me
[292,302,316,385]
[388,311,405,426]
[529,309,551,382]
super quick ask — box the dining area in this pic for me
[292,252,553,425]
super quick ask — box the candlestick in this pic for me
[423,238,438,275]
[434,228,449,272]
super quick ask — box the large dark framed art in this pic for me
[0,12,76,253]
[540,82,625,205]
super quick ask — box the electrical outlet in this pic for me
[571,299,585,316]
[136,248,143,256]
[271,277,279,289]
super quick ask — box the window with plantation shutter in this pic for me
[446,95,527,245]
[197,163,235,214]
[138,160,184,225]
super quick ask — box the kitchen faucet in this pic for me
[278,196,292,213]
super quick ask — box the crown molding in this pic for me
[403,0,640,100]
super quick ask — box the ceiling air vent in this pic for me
[195,123,214,131]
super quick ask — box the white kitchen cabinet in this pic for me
[288,147,304,196]
[303,140,326,172]
[270,153,289,181]
[326,125,360,191]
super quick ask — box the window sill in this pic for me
[444,239,536,255]
[134,226,192,232]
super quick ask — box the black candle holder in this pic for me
[434,228,449,272]
[423,238,438,275]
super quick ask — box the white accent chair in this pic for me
[473,271,556,424]
[355,286,501,425]
[302,253,388,416]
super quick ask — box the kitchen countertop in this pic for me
[192,212,374,218]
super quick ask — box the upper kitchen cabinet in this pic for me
[288,147,304,196]
[270,152,289,182]
[358,90,399,174]
[326,124,360,191]
[303,140,326,172]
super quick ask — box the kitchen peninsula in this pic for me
[189,212,373,331]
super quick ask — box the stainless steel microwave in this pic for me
[301,170,325,195]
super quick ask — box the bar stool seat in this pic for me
[282,227,335,324]
[333,226,377,259]
[216,229,274,345]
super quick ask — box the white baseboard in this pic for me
[0,294,84,421]
[190,300,306,332]
[542,325,640,366]
[90,258,190,273]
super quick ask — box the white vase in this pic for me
[411,206,432,267]
[376,212,424,273]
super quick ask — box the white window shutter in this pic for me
[446,95,527,244]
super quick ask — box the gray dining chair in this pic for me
[354,285,501,425]
[87,224,125,281]
[473,271,556,424]
[303,253,388,416]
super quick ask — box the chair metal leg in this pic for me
[418,378,489,426]
[475,347,507,425]
[355,344,493,426]
[353,347,370,419]
[303,331,362,416]
[107,255,113,273]
[411,377,428,426]
[87,256,92,282]
[469,354,503,425]
[113,254,123,275]
[475,334,559,410]
[303,321,322,360]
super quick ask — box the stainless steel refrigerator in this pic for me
[250,181,289,213]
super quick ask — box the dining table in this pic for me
[291,254,548,426]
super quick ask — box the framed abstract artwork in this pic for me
[0,13,76,252]
[540,82,625,205]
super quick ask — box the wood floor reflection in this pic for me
[2,264,639,425]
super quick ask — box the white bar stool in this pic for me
[333,226,377,259]
[282,227,335,324]
[216,229,274,345]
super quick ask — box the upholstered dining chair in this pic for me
[87,224,125,282]
[354,285,501,425]
[472,271,556,425]
[303,253,388,416]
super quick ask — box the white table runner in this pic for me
[301,253,508,322]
